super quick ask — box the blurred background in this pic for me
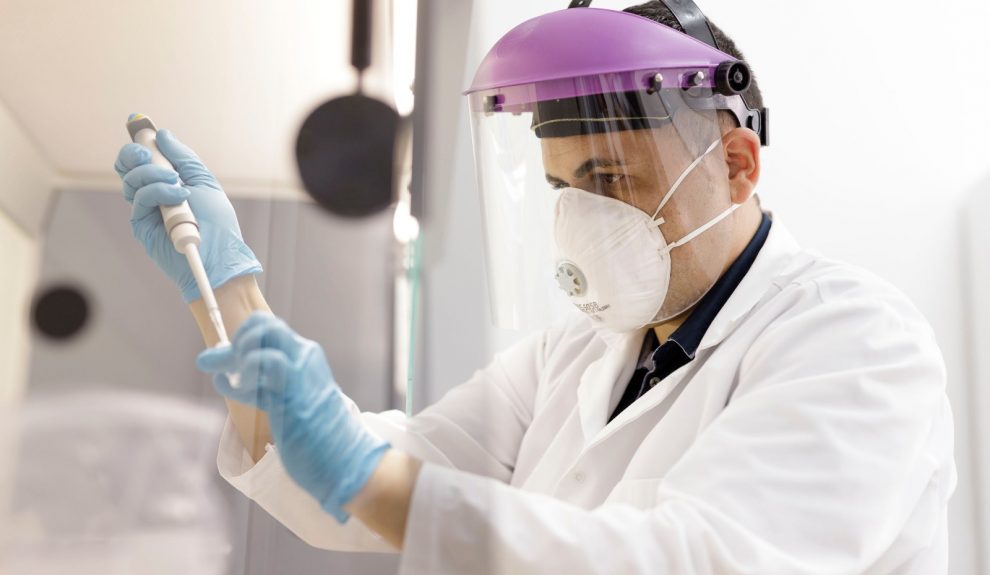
[1,0,988,573]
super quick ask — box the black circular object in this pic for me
[715,61,752,96]
[295,94,400,218]
[33,285,90,341]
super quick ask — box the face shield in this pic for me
[470,79,744,332]
[465,7,767,332]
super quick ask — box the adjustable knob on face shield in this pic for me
[555,262,587,297]
[714,61,751,96]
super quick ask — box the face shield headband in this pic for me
[559,0,769,146]
[528,86,762,144]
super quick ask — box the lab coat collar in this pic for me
[696,215,803,351]
[577,215,804,443]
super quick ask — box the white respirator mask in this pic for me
[553,139,739,332]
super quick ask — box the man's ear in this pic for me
[722,127,761,204]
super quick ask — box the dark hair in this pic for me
[623,1,764,114]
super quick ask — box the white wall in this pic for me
[0,98,48,404]
[0,211,38,405]
[0,96,53,235]
[964,172,990,575]
[0,0,393,197]
[452,1,989,573]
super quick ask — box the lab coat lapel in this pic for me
[576,328,644,444]
[697,217,804,351]
[591,354,696,447]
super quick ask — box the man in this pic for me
[115,1,955,573]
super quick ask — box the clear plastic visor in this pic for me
[469,75,741,331]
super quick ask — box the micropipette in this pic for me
[126,114,239,387]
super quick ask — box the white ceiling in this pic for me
[0,0,398,195]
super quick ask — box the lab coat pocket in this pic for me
[605,477,665,508]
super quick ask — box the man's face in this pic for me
[540,125,735,323]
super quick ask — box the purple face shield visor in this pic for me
[465,6,768,146]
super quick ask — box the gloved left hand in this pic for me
[197,312,390,522]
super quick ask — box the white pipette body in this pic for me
[184,244,242,388]
[183,244,229,342]
[126,114,239,387]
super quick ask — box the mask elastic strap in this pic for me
[651,138,723,221]
[663,202,741,254]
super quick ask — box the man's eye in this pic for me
[595,173,625,186]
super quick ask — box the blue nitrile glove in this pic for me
[113,130,262,302]
[197,312,390,523]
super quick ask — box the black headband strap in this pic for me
[568,0,718,50]
[662,0,718,49]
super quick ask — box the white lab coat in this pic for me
[218,220,956,574]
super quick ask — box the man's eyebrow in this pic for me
[573,158,624,179]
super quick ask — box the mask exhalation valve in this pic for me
[555,261,587,297]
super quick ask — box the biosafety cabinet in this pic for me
[0,1,482,573]
[0,113,402,575]
[12,189,399,574]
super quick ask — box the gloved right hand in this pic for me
[196,312,391,523]
[114,130,262,302]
